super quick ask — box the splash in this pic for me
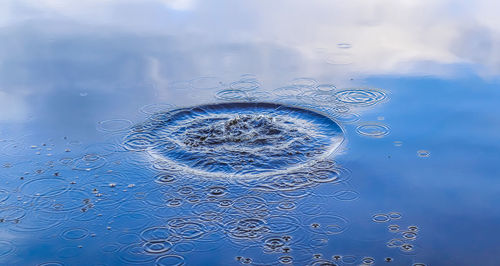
[124,102,344,177]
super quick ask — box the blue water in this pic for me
[1,1,500,265]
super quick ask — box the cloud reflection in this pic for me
[1,0,500,77]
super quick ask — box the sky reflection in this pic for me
[1,1,500,265]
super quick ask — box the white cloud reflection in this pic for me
[1,0,500,77]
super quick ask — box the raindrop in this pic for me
[305,215,348,235]
[155,254,186,265]
[372,213,390,223]
[356,123,390,138]
[388,212,402,220]
[143,241,173,254]
[388,224,400,232]
[61,228,89,240]
[362,257,375,265]
[335,89,386,106]
[215,89,248,101]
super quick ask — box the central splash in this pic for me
[124,102,344,177]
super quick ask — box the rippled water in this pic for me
[124,102,344,177]
[1,1,500,266]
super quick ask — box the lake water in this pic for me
[1,1,500,265]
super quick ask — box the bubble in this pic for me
[372,214,390,223]
[417,150,431,158]
[356,123,390,138]
[305,215,349,235]
[61,228,89,240]
[393,141,403,147]
[96,119,133,133]
[335,89,386,106]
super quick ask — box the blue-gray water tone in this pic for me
[1,1,500,265]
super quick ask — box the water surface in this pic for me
[1,1,500,265]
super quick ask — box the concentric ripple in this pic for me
[123,102,344,177]
[335,89,386,106]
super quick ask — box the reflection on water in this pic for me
[1,0,500,265]
[0,82,403,265]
